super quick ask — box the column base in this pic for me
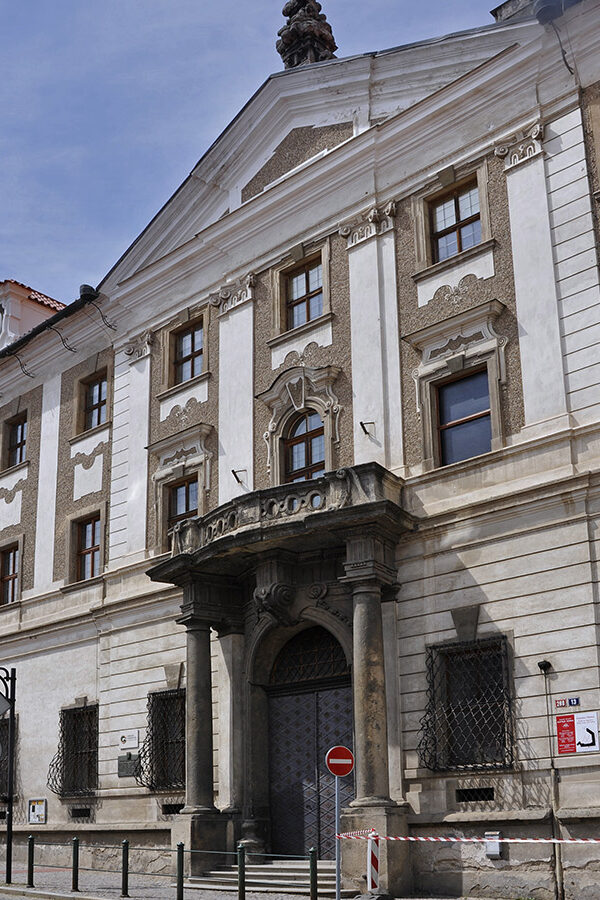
[171,810,230,876]
[340,803,411,898]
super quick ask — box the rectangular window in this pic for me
[83,376,107,431]
[137,689,186,792]
[77,516,101,581]
[168,477,198,528]
[437,369,491,466]
[430,182,481,262]
[286,259,323,330]
[56,706,98,796]
[418,637,513,772]
[174,323,203,385]
[0,546,19,605]
[7,416,27,467]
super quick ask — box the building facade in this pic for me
[1,1,600,896]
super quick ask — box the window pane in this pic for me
[194,327,203,349]
[309,291,323,320]
[100,379,107,401]
[178,359,192,382]
[192,354,202,378]
[292,417,307,436]
[439,371,490,425]
[93,550,100,577]
[290,443,306,471]
[434,198,456,231]
[311,434,325,464]
[289,273,305,301]
[441,414,492,465]
[188,480,198,513]
[174,485,187,516]
[308,264,322,292]
[98,404,107,425]
[458,186,480,220]
[311,468,325,480]
[291,304,306,329]
[82,555,92,581]
[436,232,458,261]
[177,332,192,359]
[307,412,322,431]
[460,219,481,251]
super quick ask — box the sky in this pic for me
[1,1,503,304]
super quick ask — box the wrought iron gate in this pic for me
[267,628,353,859]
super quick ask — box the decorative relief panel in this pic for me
[339,202,396,249]
[0,482,24,530]
[494,121,544,171]
[124,330,154,362]
[73,455,103,501]
[210,273,255,317]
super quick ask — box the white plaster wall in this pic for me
[7,637,98,821]
[108,350,150,567]
[0,491,22,530]
[505,153,568,427]
[159,376,208,422]
[73,455,103,501]
[218,303,254,504]
[416,245,494,307]
[33,374,61,593]
[348,233,403,469]
[545,108,600,426]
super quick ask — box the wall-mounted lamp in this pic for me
[360,421,375,436]
[231,469,247,484]
[537,659,552,674]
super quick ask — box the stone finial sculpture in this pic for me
[276,0,337,69]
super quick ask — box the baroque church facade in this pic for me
[1,1,600,896]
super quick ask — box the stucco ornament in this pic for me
[209,273,255,317]
[339,201,396,248]
[123,329,153,361]
[494,120,544,169]
[277,0,337,69]
[253,583,298,626]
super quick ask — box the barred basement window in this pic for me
[136,689,185,792]
[47,705,98,797]
[418,637,513,772]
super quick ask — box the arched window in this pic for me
[284,410,325,482]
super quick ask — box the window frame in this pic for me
[0,544,19,606]
[76,515,101,582]
[271,242,331,337]
[6,414,27,469]
[64,504,106,586]
[74,364,112,438]
[434,367,492,467]
[429,180,481,264]
[284,259,324,331]
[172,320,204,386]
[283,410,326,483]
[82,373,108,432]
[413,161,491,273]
[167,475,199,530]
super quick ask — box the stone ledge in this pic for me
[408,807,551,825]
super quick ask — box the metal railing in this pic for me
[7,835,320,899]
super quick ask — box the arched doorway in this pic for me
[267,626,353,858]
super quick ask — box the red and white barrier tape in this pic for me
[337,833,600,845]
[367,831,379,891]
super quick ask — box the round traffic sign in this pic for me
[325,745,354,777]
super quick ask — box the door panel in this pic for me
[269,685,353,858]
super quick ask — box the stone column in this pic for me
[183,619,217,813]
[350,578,391,805]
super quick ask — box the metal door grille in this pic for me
[268,626,353,859]
[136,689,185,791]
[418,636,514,772]
[47,705,98,797]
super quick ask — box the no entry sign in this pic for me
[325,745,354,777]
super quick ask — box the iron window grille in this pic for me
[7,415,27,467]
[0,546,19,605]
[136,689,186,792]
[270,627,350,688]
[47,705,99,797]
[418,636,514,772]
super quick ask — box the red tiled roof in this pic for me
[4,279,65,312]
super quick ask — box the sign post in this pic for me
[0,668,16,885]
[325,745,354,900]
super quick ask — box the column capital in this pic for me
[342,526,397,586]
[176,575,244,634]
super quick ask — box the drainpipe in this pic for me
[538,660,564,900]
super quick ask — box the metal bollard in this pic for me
[176,842,184,900]
[71,837,80,892]
[27,835,34,888]
[121,839,129,897]
[309,847,318,900]
[237,843,246,900]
